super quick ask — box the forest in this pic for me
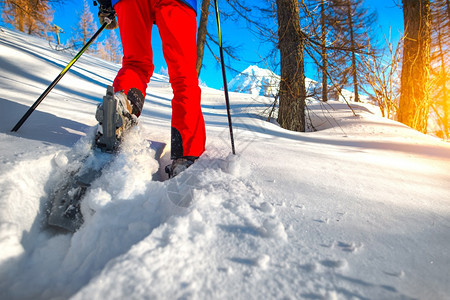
[1,0,449,140]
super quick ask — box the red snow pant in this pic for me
[113,0,206,159]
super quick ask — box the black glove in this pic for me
[94,0,118,30]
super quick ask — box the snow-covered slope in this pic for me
[1,27,450,300]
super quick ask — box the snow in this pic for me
[228,65,280,97]
[1,27,450,299]
[227,65,366,104]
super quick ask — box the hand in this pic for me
[96,0,118,30]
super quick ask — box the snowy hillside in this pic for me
[1,27,450,300]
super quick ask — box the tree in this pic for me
[359,35,402,119]
[429,0,449,139]
[195,0,244,78]
[295,0,377,104]
[328,0,377,103]
[398,0,431,133]
[276,0,306,131]
[103,30,122,63]
[96,40,108,61]
[69,0,97,51]
[1,0,54,38]
[320,0,328,102]
[95,29,122,63]
[196,0,211,76]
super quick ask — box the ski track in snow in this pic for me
[1,27,450,299]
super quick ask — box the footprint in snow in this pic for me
[337,241,363,253]
[320,259,348,269]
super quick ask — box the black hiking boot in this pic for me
[165,156,198,178]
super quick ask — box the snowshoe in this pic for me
[47,86,142,232]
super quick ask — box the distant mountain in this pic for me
[228,65,320,98]
[228,65,371,103]
[228,65,280,97]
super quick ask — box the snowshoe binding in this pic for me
[95,86,143,152]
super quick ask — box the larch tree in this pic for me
[96,40,109,61]
[69,0,97,51]
[344,0,359,102]
[276,0,306,131]
[329,0,377,103]
[1,0,54,38]
[299,0,344,102]
[430,0,449,139]
[320,0,329,102]
[103,30,122,63]
[398,0,432,133]
[359,33,402,119]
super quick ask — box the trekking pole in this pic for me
[11,22,109,132]
[213,0,236,155]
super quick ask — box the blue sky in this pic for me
[50,0,403,90]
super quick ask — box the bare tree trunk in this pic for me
[438,44,449,139]
[447,0,450,24]
[321,0,328,102]
[399,0,431,133]
[346,1,359,102]
[196,0,210,77]
[276,0,306,132]
[435,7,449,138]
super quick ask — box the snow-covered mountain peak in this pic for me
[228,65,280,97]
[242,65,276,77]
[228,65,318,98]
